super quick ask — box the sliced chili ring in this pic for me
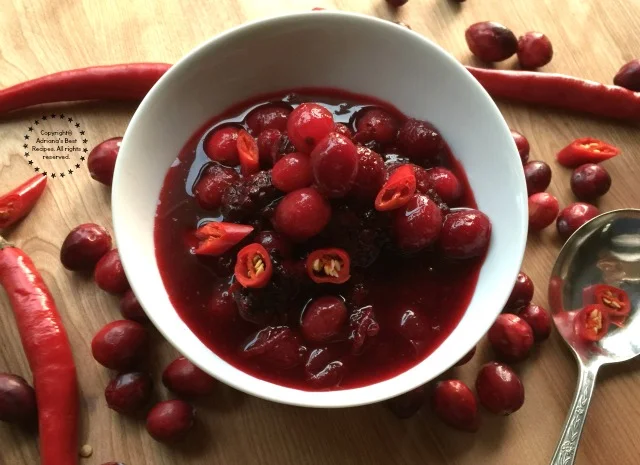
[556,137,620,168]
[306,248,351,284]
[375,164,416,211]
[237,129,260,176]
[593,284,630,316]
[574,304,610,342]
[234,243,273,288]
[193,222,253,256]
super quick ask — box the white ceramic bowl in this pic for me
[113,11,527,408]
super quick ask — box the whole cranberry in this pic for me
[570,164,611,201]
[91,320,148,370]
[387,386,425,419]
[476,362,524,415]
[614,59,640,91]
[310,133,359,198]
[254,230,292,259]
[432,380,479,432]
[517,32,553,69]
[511,130,530,164]
[257,129,282,167]
[240,326,305,370]
[304,347,346,389]
[163,357,217,397]
[204,126,240,166]
[88,137,122,186]
[355,107,399,145]
[60,223,112,271]
[386,0,409,6]
[146,400,195,443]
[287,103,335,153]
[94,249,130,294]
[505,271,534,310]
[209,282,237,321]
[350,146,385,201]
[519,304,551,342]
[272,152,313,193]
[397,119,444,162]
[528,192,560,231]
[274,188,331,241]
[245,104,291,135]
[427,167,463,205]
[556,202,600,240]
[301,296,348,343]
[0,373,37,424]
[489,314,534,362]
[119,290,149,323]
[394,194,443,251]
[396,308,428,347]
[454,346,476,367]
[105,372,152,415]
[524,161,552,195]
[439,209,491,259]
[193,163,240,210]
[465,22,518,62]
[333,123,353,139]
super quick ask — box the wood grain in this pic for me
[1,1,639,464]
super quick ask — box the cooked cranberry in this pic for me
[274,188,331,241]
[511,130,530,164]
[220,171,279,224]
[440,209,491,259]
[245,104,291,135]
[556,202,600,240]
[505,271,534,310]
[146,400,195,443]
[528,192,559,231]
[334,123,353,139]
[0,373,37,425]
[270,132,296,165]
[105,372,152,415]
[88,137,122,186]
[355,107,399,145]
[614,59,640,91]
[570,164,611,201]
[94,249,130,294]
[349,305,380,354]
[162,357,216,397]
[397,308,428,349]
[489,314,534,362]
[387,386,425,419]
[519,304,551,342]
[350,146,385,201]
[304,348,345,389]
[204,126,240,166]
[397,119,444,162]
[454,346,476,367]
[427,167,462,205]
[287,103,335,153]
[60,223,112,271]
[465,22,518,62]
[394,194,443,251]
[209,282,237,321]
[413,165,432,194]
[119,290,149,323]
[257,129,282,167]
[432,380,479,432]
[193,163,240,210]
[301,296,348,343]
[476,362,524,415]
[271,153,313,193]
[91,320,148,370]
[386,0,409,6]
[254,230,292,260]
[240,326,305,370]
[310,133,358,198]
[524,161,552,195]
[517,32,553,69]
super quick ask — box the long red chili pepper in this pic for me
[0,235,78,465]
[0,63,171,115]
[466,66,640,121]
[0,174,47,229]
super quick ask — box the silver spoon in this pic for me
[548,208,640,465]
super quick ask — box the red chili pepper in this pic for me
[193,222,253,256]
[556,138,620,167]
[574,304,610,342]
[306,248,351,284]
[582,283,630,327]
[237,130,260,176]
[0,174,47,229]
[0,235,78,465]
[375,165,416,211]
[466,66,640,122]
[234,243,273,288]
[0,63,171,115]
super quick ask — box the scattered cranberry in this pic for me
[427,167,462,205]
[519,304,551,342]
[88,137,122,186]
[505,271,534,310]
[146,400,195,443]
[304,348,345,389]
[209,282,237,321]
[301,296,348,343]
[386,0,409,6]
[517,32,553,69]
[511,130,530,164]
[60,223,112,271]
[387,386,425,419]
[334,123,353,139]
[287,103,335,153]
[454,346,476,367]
[614,59,640,92]
[204,126,240,166]
[310,133,359,198]
[570,164,611,201]
[119,290,149,323]
[94,249,130,294]
[193,163,240,210]
[163,357,217,397]
[397,119,444,162]
[91,320,148,370]
[465,22,518,62]
[488,314,534,362]
[272,153,313,193]
[476,362,524,415]
[0,373,37,425]
[523,160,552,195]
[105,372,152,415]
[240,326,305,370]
[245,104,291,135]
[254,230,292,259]
[432,380,479,432]
[257,129,282,167]
[394,194,443,251]
[355,107,399,145]
[439,209,491,259]
[274,188,331,241]
[351,146,385,201]
[556,202,600,240]
[528,192,560,231]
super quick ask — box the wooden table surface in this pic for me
[1,0,639,464]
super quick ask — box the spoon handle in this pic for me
[550,362,599,465]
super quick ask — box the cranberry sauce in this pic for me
[155,89,484,391]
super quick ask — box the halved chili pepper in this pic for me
[582,283,630,327]
[375,165,416,211]
[306,248,351,284]
[556,138,620,168]
[234,243,273,288]
[237,129,260,176]
[574,304,610,342]
[193,222,253,256]
[0,174,47,229]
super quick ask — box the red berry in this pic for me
[350,146,385,201]
[393,194,443,251]
[60,223,112,271]
[245,104,291,135]
[91,320,148,371]
[257,129,282,168]
[397,118,444,162]
[0,373,37,425]
[304,348,345,390]
[524,161,552,195]
[272,153,313,192]
[570,164,611,201]
[528,192,559,231]
[301,296,348,343]
[517,32,553,69]
[146,400,195,443]
[333,123,353,139]
[105,372,152,415]
[518,304,551,342]
[354,107,399,145]
[88,137,122,186]
[209,282,238,321]
[310,133,359,198]
[432,380,479,432]
[254,230,293,259]
[287,103,335,153]
[119,290,149,323]
[94,249,130,294]
[396,308,428,349]
[427,167,463,205]
[505,271,534,310]
[465,22,518,62]
[240,326,305,370]
[162,357,217,397]
[556,202,599,240]
[488,314,534,362]
[511,130,530,164]
[193,163,240,210]
[274,188,331,241]
[440,209,491,259]
[476,362,524,415]
[387,386,425,419]
[204,126,240,166]
[614,59,640,92]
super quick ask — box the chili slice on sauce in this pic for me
[375,165,416,211]
[193,222,253,256]
[306,248,351,284]
[574,305,610,342]
[556,137,620,168]
[237,129,260,176]
[234,243,273,288]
